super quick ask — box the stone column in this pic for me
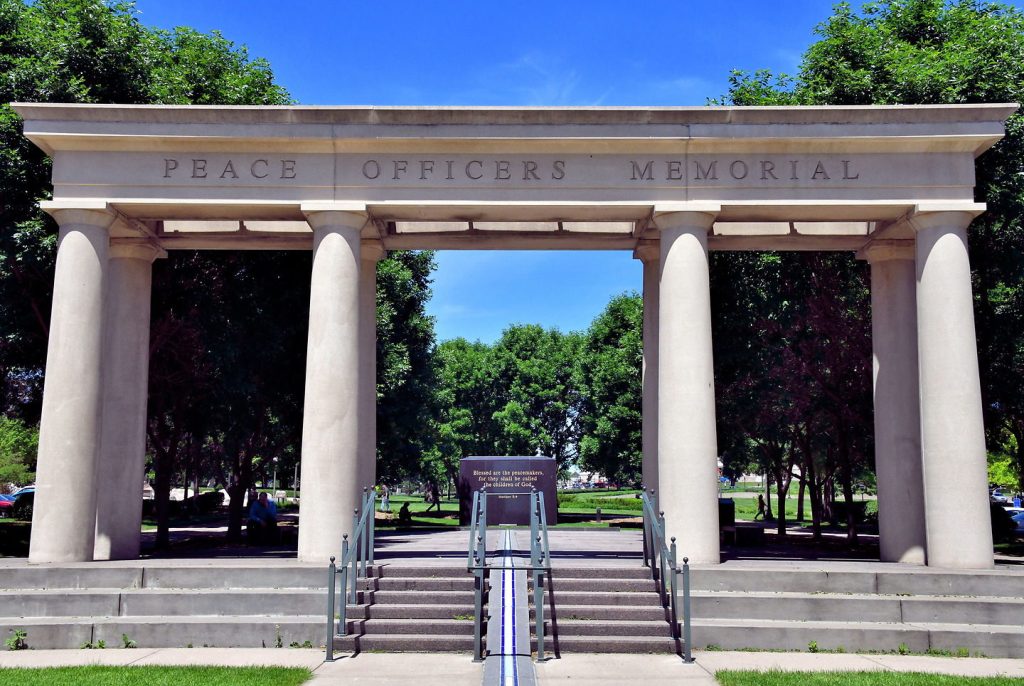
[93,240,165,561]
[864,242,926,565]
[29,207,114,562]
[634,242,660,496]
[297,210,365,562]
[911,210,993,569]
[653,208,720,564]
[357,241,385,494]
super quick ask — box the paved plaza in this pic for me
[2,647,1024,684]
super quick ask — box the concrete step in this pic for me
[688,590,1024,626]
[534,634,679,654]
[140,566,326,590]
[691,618,1024,658]
[542,619,674,637]
[333,633,474,653]
[531,604,669,622]
[686,566,1024,597]
[362,577,476,592]
[348,603,477,620]
[344,618,477,636]
[356,589,476,605]
[539,577,658,593]
[539,590,663,606]
[366,566,467,579]
[0,615,325,649]
[547,566,653,580]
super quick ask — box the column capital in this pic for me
[632,240,659,263]
[300,202,367,232]
[857,239,914,263]
[908,203,986,234]
[109,239,167,262]
[40,200,116,231]
[360,239,387,263]
[652,203,720,233]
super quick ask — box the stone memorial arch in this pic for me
[13,103,1015,569]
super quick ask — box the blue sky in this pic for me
[133,0,1024,343]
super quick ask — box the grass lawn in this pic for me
[715,671,1024,686]
[730,496,878,522]
[0,666,311,685]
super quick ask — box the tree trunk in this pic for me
[226,437,246,542]
[775,467,789,537]
[796,476,806,522]
[837,423,858,544]
[154,443,173,549]
[763,472,774,520]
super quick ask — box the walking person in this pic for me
[380,484,391,513]
[424,481,441,512]
[754,494,767,521]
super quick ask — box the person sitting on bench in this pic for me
[247,492,278,544]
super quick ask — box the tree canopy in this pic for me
[721,0,1024,492]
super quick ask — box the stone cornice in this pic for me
[13,103,1017,157]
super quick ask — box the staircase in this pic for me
[2,558,1022,656]
[532,565,679,654]
[334,564,477,652]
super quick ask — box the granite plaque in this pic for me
[458,455,558,526]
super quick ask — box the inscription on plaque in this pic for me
[458,455,557,526]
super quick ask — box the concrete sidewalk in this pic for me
[2,649,1024,684]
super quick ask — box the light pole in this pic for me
[272,457,279,497]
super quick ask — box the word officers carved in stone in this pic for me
[360,158,567,182]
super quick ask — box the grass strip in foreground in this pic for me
[716,671,1024,686]
[0,666,312,686]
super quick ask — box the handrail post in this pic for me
[682,557,693,664]
[326,556,337,661]
[480,490,488,562]
[540,492,550,561]
[534,534,545,661]
[350,509,360,604]
[472,551,484,661]
[641,486,650,569]
[467,490,480,569]
[669,537,680,640]
[360,490,369,578]
[339,536,350,637]
[529,489,538,563]
[367,486,376,566]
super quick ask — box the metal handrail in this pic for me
[325,486,377,662]
[465,488,552,663]
[467,488,488,662]
[641,488,693,663]
[529,489,552,660]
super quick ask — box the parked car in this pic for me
[10,486,34,499]
[991,488,1013,504]
[1013,511,1024,535]
[0,494,14,517]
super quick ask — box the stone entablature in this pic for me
[12,103,1016,253]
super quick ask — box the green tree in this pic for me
[0,0,289,416]
[376,251,440,483]
[576,293,643,485]
[490,325,584,471]
[722,0,1024,492]
[0,415,37,487]
[429,337,500,486]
